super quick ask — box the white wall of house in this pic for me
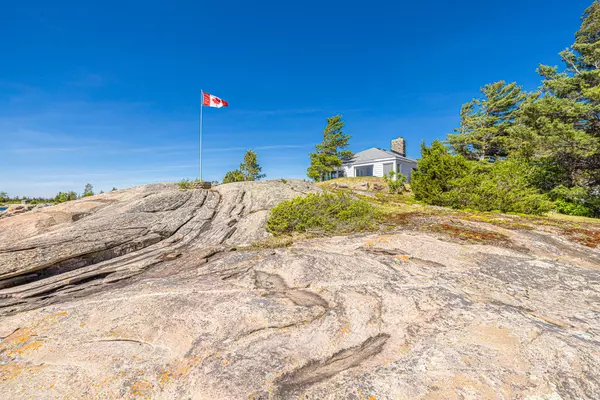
[373,162,384,177]
[342,158,417,181]
[399,161,417,181]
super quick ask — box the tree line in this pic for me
[0,183,113,205]
[412,1,600,217]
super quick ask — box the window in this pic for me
[355,165,374,176]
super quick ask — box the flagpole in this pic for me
[199,90,203,182]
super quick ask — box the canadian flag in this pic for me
[202,92,229,108]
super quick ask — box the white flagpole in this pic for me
[199,90,203,182]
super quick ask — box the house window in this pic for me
[355,165,373,176]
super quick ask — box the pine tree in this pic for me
[411,140,471,205]
[82,183,94,197]
[239,150,266,181]
[307,115,353,181]
[448,81,526,161]
[519,1,600,215]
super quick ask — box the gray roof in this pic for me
[344,148,417,165]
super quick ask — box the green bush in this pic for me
[550,185,598,217]
[54,191,78,203]
[383,171,406,194]
[450,159,552,215]
[267,192,379,235]
[222,169,245,184]
[555,199,595,217]
[413,141,552,215]
[412,140,471,206]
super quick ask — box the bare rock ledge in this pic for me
[0,180,599,399]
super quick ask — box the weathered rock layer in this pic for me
[0,180,599,399]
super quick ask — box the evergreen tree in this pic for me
[239,150,266,181]
[83,183,94,197]
[54,191,78,203]
[0,192,7,203]
[518,1,600,215]
[307,115,353,181]
[411,140,471,206]
[448,81,526,161]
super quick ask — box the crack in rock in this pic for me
[274,333,391,395]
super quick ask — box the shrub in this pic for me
[267,192,379,235]
[222,169,246,184]
[54,191,78,203]
[550,185,598,217]
[413,141,551,215]
[555,199,595,217]
[383,171,407,194]
[412,140,471,205]
[449,159,553,215]
[178,179,202,189]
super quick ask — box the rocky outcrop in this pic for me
[0,203,53,220]
[0,180,599,399]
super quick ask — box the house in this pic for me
[337,137,418,181]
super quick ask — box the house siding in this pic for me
[383,162,393,175]
[343,165,354,177]
[340,156,417,181]
[373,162,384,177]
[399,161,417,182]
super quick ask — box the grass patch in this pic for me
[178,179,202,190]
[267,192,379,235]
[426,223,511,245]
[237,235,296,250]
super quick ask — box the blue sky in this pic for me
[0,0,592,197]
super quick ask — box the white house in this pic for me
[337,137,418,181]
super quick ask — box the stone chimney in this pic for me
[391,137,406,157]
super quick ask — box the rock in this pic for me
[372,183,385,191]
[0,203,49,220]
[354,182,369,191]
[336,183,349,189]
[0,180,599,399]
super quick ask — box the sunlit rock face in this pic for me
[0,180,599,399]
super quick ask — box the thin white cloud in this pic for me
[205,144,313,152]
[9,146,93,153]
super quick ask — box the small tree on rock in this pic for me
[307,115,353,181]
[223,150,266,184]
[83,183,94,197]
[222,169,245,184]
[240,150,266,181]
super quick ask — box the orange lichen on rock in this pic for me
[0,364,46,382]
[129,379,154,399]
[157,357,201,388]
[563,226,600,248]
[0,327,44,357]
[427,223,511,246]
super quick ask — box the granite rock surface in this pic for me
[0,180,599,399]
